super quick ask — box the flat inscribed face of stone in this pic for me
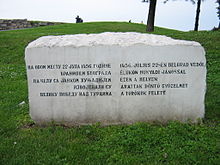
[25,32,206,125]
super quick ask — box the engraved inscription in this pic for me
[27,61,205,97]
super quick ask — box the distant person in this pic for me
[75,15,83,23]
[129,20,131,23]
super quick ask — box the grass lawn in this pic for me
[0,22,219,164]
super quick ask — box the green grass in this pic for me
[0,22,220,164]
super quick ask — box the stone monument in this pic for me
[25,32,206,125]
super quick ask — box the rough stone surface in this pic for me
[0,19,57,30]
[27,32,200,48]
[25,32,206,125]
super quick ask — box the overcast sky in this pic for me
[0,0,218,31]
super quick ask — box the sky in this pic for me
[0,0,218,31]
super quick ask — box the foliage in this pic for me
[217,0,220,19]
[0,22,220,164]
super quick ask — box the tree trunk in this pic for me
[147,0,157,32]
[218,1,220,29]
[194,0,201,31]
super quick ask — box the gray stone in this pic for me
[25,32,206,125]
[1,24,7,27]
[0,19,57,30]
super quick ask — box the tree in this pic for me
[142,0,203,32]
[194,0,202,31]
[217,0,220,28]
[142,0,158,32]
[142,0,201,32]
[164,0,204,31]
